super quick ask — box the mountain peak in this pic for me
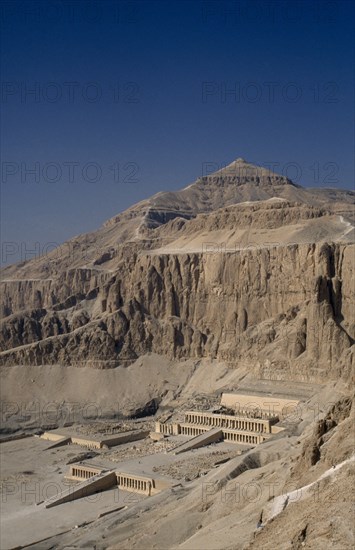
[208,157,285,180]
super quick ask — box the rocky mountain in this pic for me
[1,158,354,383]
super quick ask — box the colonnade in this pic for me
[116,474,152,495]
[68,467,153,495]
[71,437,102,450]
[179,425,262,444]
[223,431,260,444]
[157,423,173,435]
[180,425,206,436]
[70,467,99,479]
[184,412,270,433]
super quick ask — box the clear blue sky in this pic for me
[1,0,354,260]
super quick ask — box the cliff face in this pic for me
[1,242,353,382]
[1,159,354,381]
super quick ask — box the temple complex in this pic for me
[155,392,292,447]
[37,391,300,509]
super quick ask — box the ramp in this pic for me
[45,436,72,450]
[171,428,223,455]
[44,471,117,508]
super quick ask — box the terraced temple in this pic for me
[155,393,288,448]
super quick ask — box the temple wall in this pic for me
[221,393,300,418]
[41,432,67,442]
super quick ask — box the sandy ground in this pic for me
[0,358,353,549]
[0,436,145,549]
[0,355,250,433]
[0,430,244,549]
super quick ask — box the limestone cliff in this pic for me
[1,159,354,382]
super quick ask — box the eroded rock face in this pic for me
[0,241,354,382]
[0,159,354,381]
[290,395,353,480]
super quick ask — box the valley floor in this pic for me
[0,359,353,549]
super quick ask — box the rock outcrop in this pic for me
[1,159,354,382]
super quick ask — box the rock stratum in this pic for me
[1,158,354,382]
